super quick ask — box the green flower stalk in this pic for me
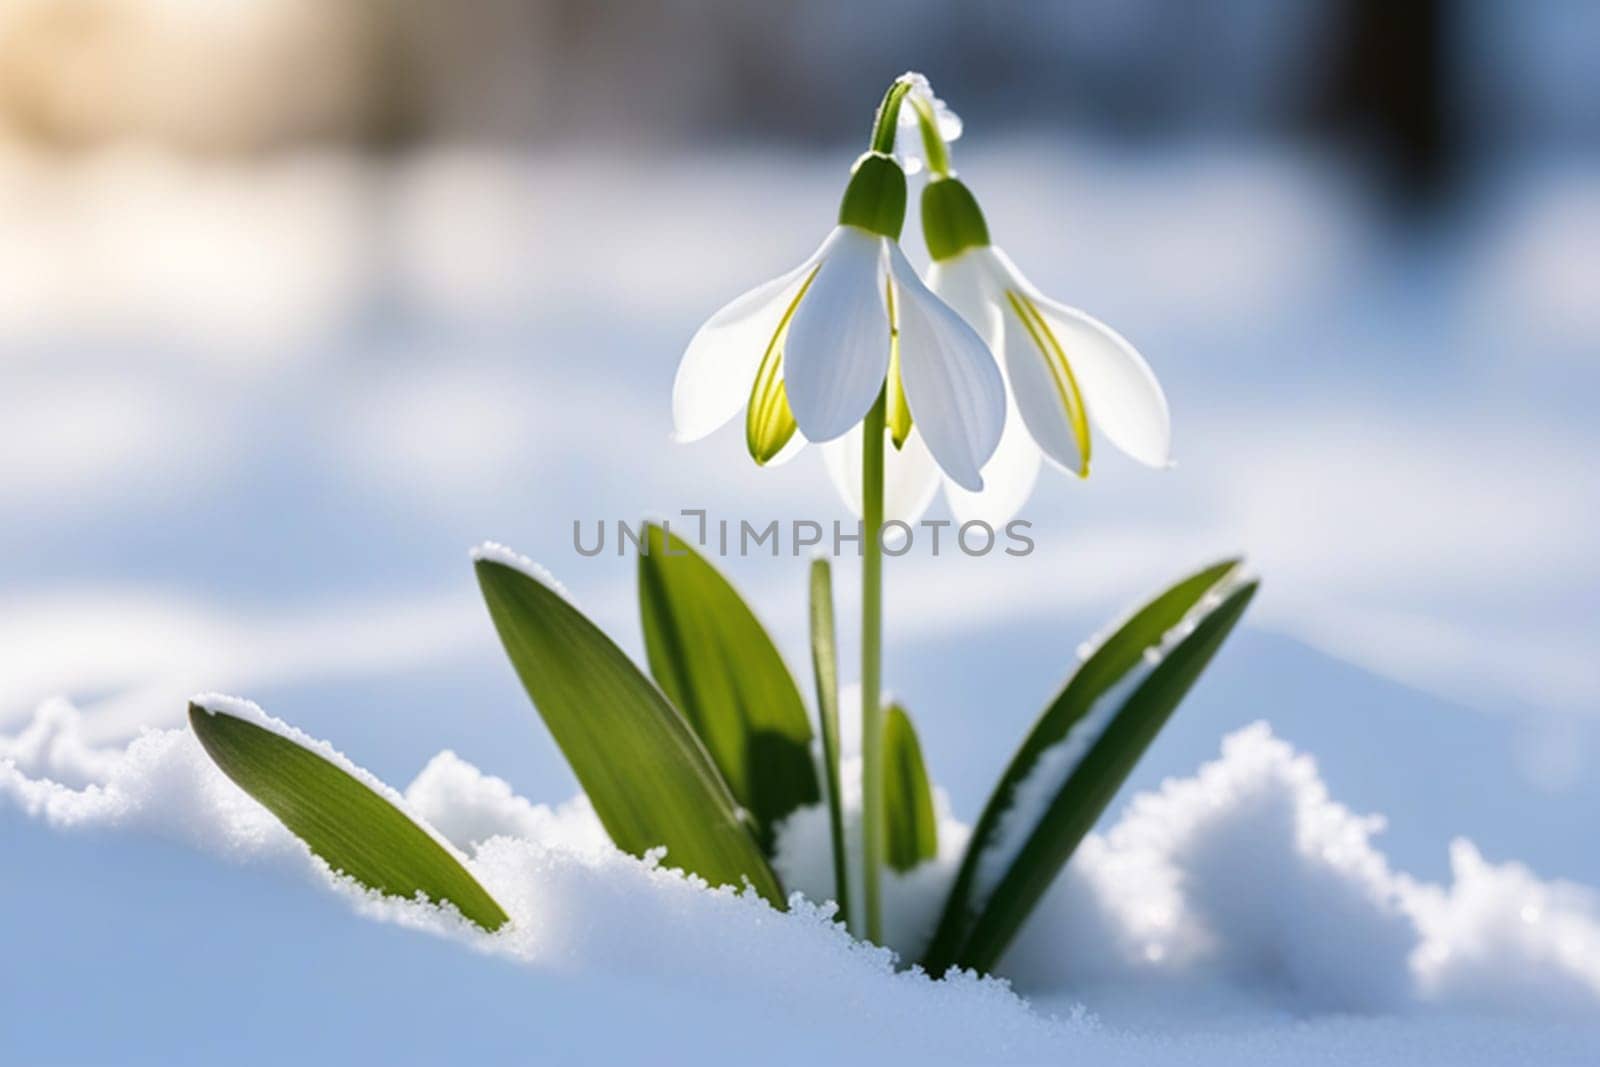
[671,72,1010,943]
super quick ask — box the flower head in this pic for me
[928,212,1171,490]
[672,79,1006,491]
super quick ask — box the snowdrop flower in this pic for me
[671,81,1006,492]
[825,123,1172,526]
[924,177,1170,525]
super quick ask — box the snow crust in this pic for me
[469,541,576,604]
[4,699,1599,1061]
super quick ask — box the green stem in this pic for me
[860,389,887,944]
[908,95,952,177]
[868,78,915,156]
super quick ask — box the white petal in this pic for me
[931,249,1042,522]
[1032,297,1171,468]
[822,424,940,528]
[671,239,825,442]
[783,227,891,443]
[994,247,1171,468]
[1001,292,1087,476]
[927,247,1004,352]
[886,243,1005,492]
[945,382,1042,527]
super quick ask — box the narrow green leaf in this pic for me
[923,560,1254,974]
[476,549,785,906]
[809,558,851,925]
[638,523,820,853]
[188,699,509,932]
[883,703,937,873]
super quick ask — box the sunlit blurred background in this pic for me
[3,2,1597,882]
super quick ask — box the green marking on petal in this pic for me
[1006,290,1092,477]
[745,266,819,465]
[886,279,912,449]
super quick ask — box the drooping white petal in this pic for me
[930,248,1042,524]
[671,239,826,442]
[822,424,940,528]
[996,248,1171,468]
[1031,297,1171,468]
[1001,291,1088,477]
[886,243,1005,492]
[783,226,891,443]
[927,248,1004,353]
[945,380,1042,528]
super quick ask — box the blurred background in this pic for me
[2,2,1597,882]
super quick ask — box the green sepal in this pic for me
[922,177,990,261]
[838,153,907,240]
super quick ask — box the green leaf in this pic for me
[922,560,1256,974]
[188,700,509,932]
[638,523,820,853]
[809,558,851,925]
[883,703,937,873]
[476,550,785,907]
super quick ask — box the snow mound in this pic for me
[4,700,1599,1038]
[405,749,611,858]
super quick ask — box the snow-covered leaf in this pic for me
[637,522,819,853]
[476,552,785,906]
[923,560,1256,974]
[808,557,851,923]
[188,699,510,931]
[883,703,937,873]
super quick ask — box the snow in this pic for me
[772,752,972,957]
[5,698,1597,1063]
[470,541,578,604]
